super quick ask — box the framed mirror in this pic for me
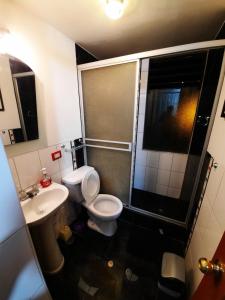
[0,55,38,145]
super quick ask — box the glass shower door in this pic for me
[80,62,139,205]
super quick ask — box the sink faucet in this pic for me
[19,184,39,201]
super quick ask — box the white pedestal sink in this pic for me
[21,182,69,274]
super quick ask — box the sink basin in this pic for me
[21,182,69,225]
[20,182,69,274]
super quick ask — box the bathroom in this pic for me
[0,0,225,299]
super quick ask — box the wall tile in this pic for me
[191,268,203,296]
[196,195,212,229]
[14,151,41,189]
[137,114,145,133]
[139,94,146,115]
[167,187,181,199]
[8,158,21,192]
[159,152,173,170]
[156,184,168,196]
[58,142,73,177]
[147,151,160,168]
[145,167,157,192]
[169,171,184,189]
[212,172,225,232]
[134,165,145,190]
[206,165,225,207]
[172,153,188,172]
[136,149,148,166]
[189,225,205,266]
[201,225,222,261]
[157,169,170,186]
[51,171,62,184]
[136,132,143,150]
[38,145,60,176]
[141,59,149,72]
[140,71,148,94]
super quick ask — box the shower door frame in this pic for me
[77,40,225,228]
[77,59,141,207]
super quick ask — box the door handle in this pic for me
[199,257,225,275]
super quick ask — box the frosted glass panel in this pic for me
[87,148,131,205]
[81,62,137,204]
[82,62,137,142]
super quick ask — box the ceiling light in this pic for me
[0,28,11,55]
[104,0,125,20]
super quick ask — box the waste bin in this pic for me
[158,252,185,299]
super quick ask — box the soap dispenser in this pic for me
[40,168,52,188]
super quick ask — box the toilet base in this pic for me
[87,218,117,237]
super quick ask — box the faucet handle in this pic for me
[19,190,29,201]
[32,184,39,196]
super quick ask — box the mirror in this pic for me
[0,55,38,145]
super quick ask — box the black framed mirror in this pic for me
[0,55,38,145]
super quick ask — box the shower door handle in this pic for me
[197,115,210,127]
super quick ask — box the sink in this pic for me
[21,182,69,225]
[21,182,69,274]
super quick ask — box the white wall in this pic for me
[0,0,82,157]
[185,70,225,296]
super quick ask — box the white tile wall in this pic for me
[136,149,148,166]
[133,164,146,190]
[134,59,188,199]
[38,145,60,176]
[159,152,173,171]
[14,151,42,190]
[10,143,73,191]
[145,167,157,192]
[157,170,170,186]
[58,141,73,177]
[7,141,77,236]
[147,151,160,168]
[8,158,21,192]
[137,114,145,133]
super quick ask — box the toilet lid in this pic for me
[81,169,100,204]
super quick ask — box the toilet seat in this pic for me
[81,169,123,220]
[62,165,123,236]
[81,169,100,205]
[88,194,123,220]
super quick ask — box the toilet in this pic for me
[62,166,123,237]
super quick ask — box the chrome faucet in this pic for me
[19,184,39,201]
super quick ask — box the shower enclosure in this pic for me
[78,41,225,227]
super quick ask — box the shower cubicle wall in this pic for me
[79,61,139,205]
[78,40,225,227]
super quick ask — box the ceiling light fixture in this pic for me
[104,0,125,20]
[0,28,11,54]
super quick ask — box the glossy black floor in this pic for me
[45,209,186,300]
[132,188,189,222]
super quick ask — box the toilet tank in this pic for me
[62,166,94,203]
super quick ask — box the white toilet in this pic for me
[62,166,123,237]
